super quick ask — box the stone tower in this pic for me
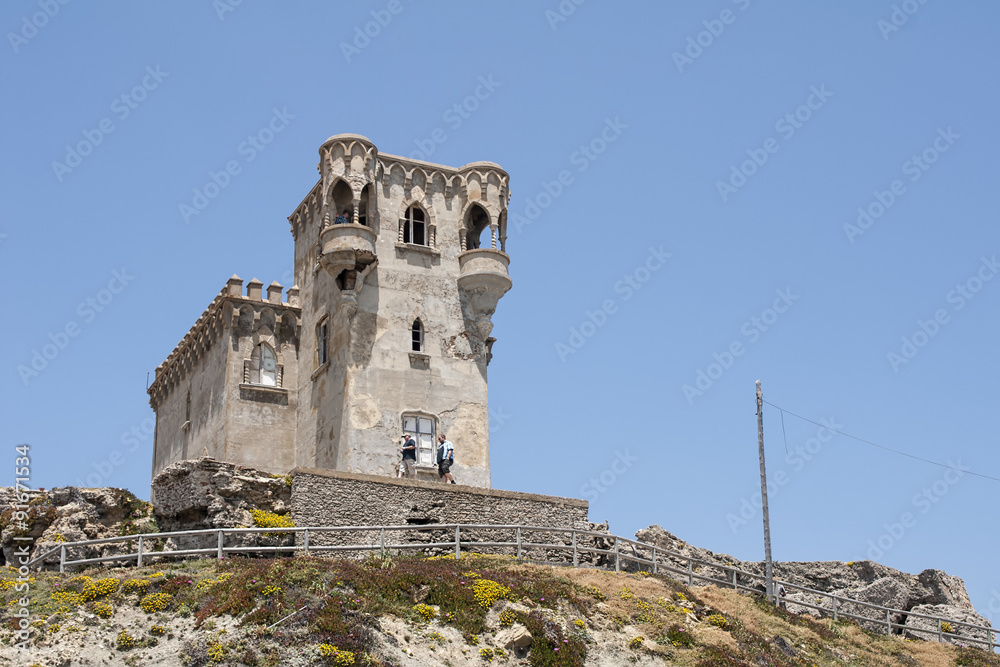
[149,134,511,488]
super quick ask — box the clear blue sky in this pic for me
[3,1,998,624]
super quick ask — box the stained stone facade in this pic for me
[149,134,511,489]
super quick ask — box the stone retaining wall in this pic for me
[290,467,588,528]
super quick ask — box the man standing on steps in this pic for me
[437,433,456,484]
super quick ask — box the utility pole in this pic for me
[757,379,774,603]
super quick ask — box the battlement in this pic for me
[147,275,301,410]
[287,134,510,256]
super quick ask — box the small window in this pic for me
[249,344,278,386]
[260,346,277,386]
[185,390,191,422]
[402,206,427,246]
[411,319,424,352]
[317,317,329,366]
[403,414,436,466]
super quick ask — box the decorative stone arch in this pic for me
[397,198,437,247]
[258,307,277,334]
[236,304,255,335]
[407,165,433,191]
[459,199,498,251]
[325,178,355,226]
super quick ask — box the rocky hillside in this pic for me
[1,466,996,665]
[636,526,993,642]
[2,552,998,667]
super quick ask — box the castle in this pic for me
[148,134,512,488]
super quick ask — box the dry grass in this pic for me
[3,557,991,667]
[557,566,968,667]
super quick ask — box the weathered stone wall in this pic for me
[223,292,299,475]
[151,286,302,480]
[152,318,230,478]
[289,467,589,551]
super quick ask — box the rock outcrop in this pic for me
[151,457,293,552]
[634,525,993,645]
[0,486,155,569]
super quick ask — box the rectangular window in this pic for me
[403,414,435,466]
[317,317,329,366]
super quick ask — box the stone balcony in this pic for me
[457,249,511,340]
[319,222,377,277]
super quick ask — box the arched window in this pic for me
[359,183,372,227]
[402,206,427,246]
[411,319,424,352]
[260,345,277,386]
[331,180,353,225]
[465,204,491,250]
[248,344,279,386]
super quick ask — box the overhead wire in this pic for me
[761,399,1000,483]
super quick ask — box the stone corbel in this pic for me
[339,258,379,319]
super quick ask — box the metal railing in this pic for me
[24,523,997,652]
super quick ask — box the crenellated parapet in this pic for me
[147,276,301,410]
[288,134,511,254]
